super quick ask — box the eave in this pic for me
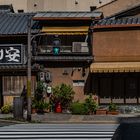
[92,24,140,30]
[32,56,93,62]
[32,17,100,21]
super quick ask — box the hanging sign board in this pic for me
[0,44,24,64]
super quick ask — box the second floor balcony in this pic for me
[38,42,90,56]
[32,34,93,62]
[34,34,92,56]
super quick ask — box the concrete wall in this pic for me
[93,29,140,62]
[27,0,44,12]
[0,0,27,12]
[45,67,90,102]
[43,0,113,12]
[98,0,140,17]
[0,0,113,12]
[1,0,140,16]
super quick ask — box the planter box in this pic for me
[107,111,119,115]
[31,108,36,114]
[96,109,107,115]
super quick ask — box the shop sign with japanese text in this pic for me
[0,44,24,64]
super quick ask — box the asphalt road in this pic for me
[0,120,17,127]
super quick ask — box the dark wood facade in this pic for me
[91,73,140,104]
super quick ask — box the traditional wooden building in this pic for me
[0,12,38,106]
[0,11,103,106]
[90,16,140,104]
[32,11,103,102]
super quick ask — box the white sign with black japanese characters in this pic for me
[0,44,24,64]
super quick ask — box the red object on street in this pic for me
[55,102,62,113]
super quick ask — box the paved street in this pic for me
[0,123,118,140]
[0,121,16,127]
[1,113,140,139]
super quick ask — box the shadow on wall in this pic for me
[112,117,140,140]
[84,73,92,94]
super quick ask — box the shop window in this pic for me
[125,78,137,98]
[113,78,124,98]
[99,77,111,98]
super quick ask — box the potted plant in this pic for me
[1,104,12,114]
[34,81,44,101]
[34,81,45,114]
[84,94,98,115]
[70,101,87,115]
[107,103,119,115]
[43,102,50,113]
[96,107,107,115]
[52,83,75,112]
[31,99,37,114]
[36,101,45,114]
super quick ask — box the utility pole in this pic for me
[27,18,32,121]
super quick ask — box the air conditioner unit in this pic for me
[72,42,88,53]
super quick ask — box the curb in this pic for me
[38,121,119,124]
[0,113,139,124]
[0,118,119,124]
[0,118,29,124]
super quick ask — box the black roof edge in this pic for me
[0,4,14,13]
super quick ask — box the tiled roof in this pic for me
[33,11,103,20]
[33,56,93,62]
[94,17,140,29]
[0,65,27,70]
[0,64,38,71]
[0,13,39,35]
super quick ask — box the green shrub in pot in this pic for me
[70,102,87,115]
[1,104,12,114]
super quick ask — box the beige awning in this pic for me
[90,62,140,73]
[41,26,89,35]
